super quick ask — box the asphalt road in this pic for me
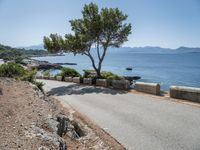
[39,79,200,150]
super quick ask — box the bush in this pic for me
[83,69,96,78]
[33,81,44,93]
[60,67,80,78]
[20,69,37,83]
[43,69,50,77]
[101,71,123,80]
[0,62,44,92]
[0,62,26,78]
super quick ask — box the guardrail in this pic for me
[36,75,200,103]
[170,86,200,103]
[134,82,160,95]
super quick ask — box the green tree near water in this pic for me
[43,3,131,77]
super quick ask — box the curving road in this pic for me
[39,79,200,150]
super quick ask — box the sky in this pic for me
[0,0,200,48]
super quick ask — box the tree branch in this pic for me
[97,40,101,61]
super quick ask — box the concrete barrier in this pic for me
[56,76,62,81]
[96,79,108,87]
[64,77,73,82]
[170,86,200,103]
[43,76,49,80]
[83,78,93,85]
[134,82,160,95]
[35,76,43,79]
[49,76,55,80]
[112,80,130,90]
[73,77,82,84]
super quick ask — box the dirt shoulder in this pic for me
[0,78,124,150]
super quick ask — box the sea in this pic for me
[33,50,200,91]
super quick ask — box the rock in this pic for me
[57,115,70,137]
[0,87,2,95]
[124,76,141,84]
[57,115,85,139]
[31,125,67,150]
[38,146,50,150]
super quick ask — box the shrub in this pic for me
[83,69,96,78]
[43,69,50,77]
[101,71,123,80]
[0,62,44,92]
[0,62,26,78]
[20,69,37,83]
[33,81,44,93]
[60,67,80,78]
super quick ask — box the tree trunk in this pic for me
[96,68,101,78]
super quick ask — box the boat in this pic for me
[126,67,133,71]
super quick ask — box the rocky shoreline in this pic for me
[23,58,77,70]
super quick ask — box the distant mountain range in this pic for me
[19,44,200,54]
[18,44,45,50]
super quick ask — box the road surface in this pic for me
[39,79,200,150]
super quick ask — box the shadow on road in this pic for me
[47,84,128,96]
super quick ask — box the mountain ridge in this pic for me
[18,44,200,54]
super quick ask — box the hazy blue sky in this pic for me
[0,0,200,48]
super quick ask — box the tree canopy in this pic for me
[44,3,131,77]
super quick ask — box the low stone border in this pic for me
[56,76,62,81]
[43,76,49,80]
[64,77,73,82]
[35,76,43,79]
[134,82,160,95]
[112,80,130,90]
[72,77,82,84]
[96,79,108,87]
[83,78,96,85]
[170,86,200,103]
[49,76,55,80]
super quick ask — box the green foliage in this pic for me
[0,62,44,92]
[60,67,80,78]
[43,34,63,53]
[0,62,26,78]
[83,69,96,78]
[101,71,123,80]
[43,3,131,77]
[43,70,50,77]
[0,44,48,60]
[33,81,44,93]
[20,69,37,83]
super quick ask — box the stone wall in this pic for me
[73,77,82,84]
[83,78,93,85]
[112,80,130,90]
[96,79,108,87]
[134,82,160,95]
[64,77,73,82]
[56,76,62,81]
[170,86,200,103]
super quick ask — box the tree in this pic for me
[44,3,131,77]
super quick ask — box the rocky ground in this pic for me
[0,78,124,150]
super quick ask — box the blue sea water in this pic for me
[33,51,200,91]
